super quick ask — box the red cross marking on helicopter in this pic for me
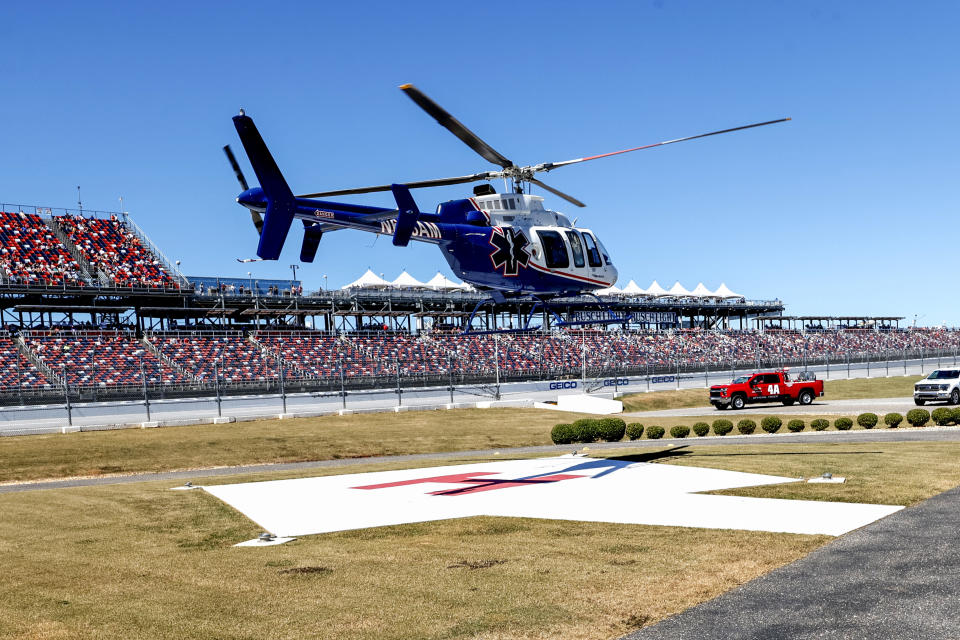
[351,471,585,496]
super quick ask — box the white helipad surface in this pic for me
[202,456,902,538]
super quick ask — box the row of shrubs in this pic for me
[550,408,960,444]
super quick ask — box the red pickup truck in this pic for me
[709,369,824,410]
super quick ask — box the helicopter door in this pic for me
[534,229,570,269]
[564,231,585,269]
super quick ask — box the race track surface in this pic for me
[624,483,960,640]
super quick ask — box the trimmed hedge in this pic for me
[712,419,734,436]
[931,408,953,426]
[883,412,903,428]
[857,413,878,429]
[760,416,782,434]
[596,417,627,442]
[811,418,830,431]
[626,423,645,440]
[692,422,710,437]
[952,408,960,424]
[834,417,853,431]
[737,419,756,435]
[647,425,665,439]
[572,418,598,443]
[906,409,930,427]
[787,419,805,432]
[551,423,575,444]
[670,425,691,438]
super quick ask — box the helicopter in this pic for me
[225,84,788,318]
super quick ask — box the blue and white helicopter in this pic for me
[225,85,787,327]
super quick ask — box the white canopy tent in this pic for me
[620,280,646,296]
[690,282,714,298]
[424,272,468,290]
[644,280,669,297]
[391,271,428,289]
[594,285,623,295]
[667,281,692,297]
[342,269,392,290]
[712,283,744,299]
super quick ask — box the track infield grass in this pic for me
[619,374,923,412]
[2,441,959,640]
[2,403,953,485]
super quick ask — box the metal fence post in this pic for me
[494,335,501,400]
[62,364,72,426]
[825,354,830,380]
[339,353,346,410]
[15,349,23,405]
[140,358,151,422]
[921,348,925,374]
[676,360,680,390]
[278,356,287,414]
[395,359,402,407]
[903,348,907,375]
[447,353,454,404]
[214,359,222,418]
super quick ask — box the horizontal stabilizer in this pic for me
[391,184,420,247]
[233,114,296,260]
[301,221,323,263]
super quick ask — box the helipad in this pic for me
[201,455,902,539]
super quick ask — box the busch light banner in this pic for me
[567,310,677,325]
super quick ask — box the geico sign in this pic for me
[549,381,579,390]
[602,378,630,387]
[650,375,676,384]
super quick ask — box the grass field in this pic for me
[619,374,922,412]
[2,441,958,640]
[0,408,590,484]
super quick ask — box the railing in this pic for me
[120,212,191,288]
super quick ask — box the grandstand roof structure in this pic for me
[0,202,791,333]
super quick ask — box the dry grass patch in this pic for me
[0,408,586,484]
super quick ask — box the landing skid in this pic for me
[461,293,632,335]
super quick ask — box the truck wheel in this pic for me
[783,398,795,406]
[731,395,745,410]
[798,390,813,405]
[952,389,960,405]
[915,399,925,406]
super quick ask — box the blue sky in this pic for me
[1,1,957,324]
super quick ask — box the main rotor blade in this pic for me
[223,145,249,191]
[527,178,586,208]
[536,118,792,172]
[400,84,514,169]
[297,172,498,198]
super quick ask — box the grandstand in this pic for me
[0,201,954,404]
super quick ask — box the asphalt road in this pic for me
[628,396,950,419]
[624,483,960,640]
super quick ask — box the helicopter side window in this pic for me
[581,232,602,267]
[536,230,569,268]
[565,231,585,268]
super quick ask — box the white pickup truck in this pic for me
[914,369,960,405]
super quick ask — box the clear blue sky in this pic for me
[1,1,957,324]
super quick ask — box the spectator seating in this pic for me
[0,212,86,286]
[26,331,186,386]
[0,333,53,389]
[55,214,178,288]
[148,333,277,382]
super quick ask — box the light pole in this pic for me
[290,264,299,287]
[247,271,253,296]
[323,274,328,292]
